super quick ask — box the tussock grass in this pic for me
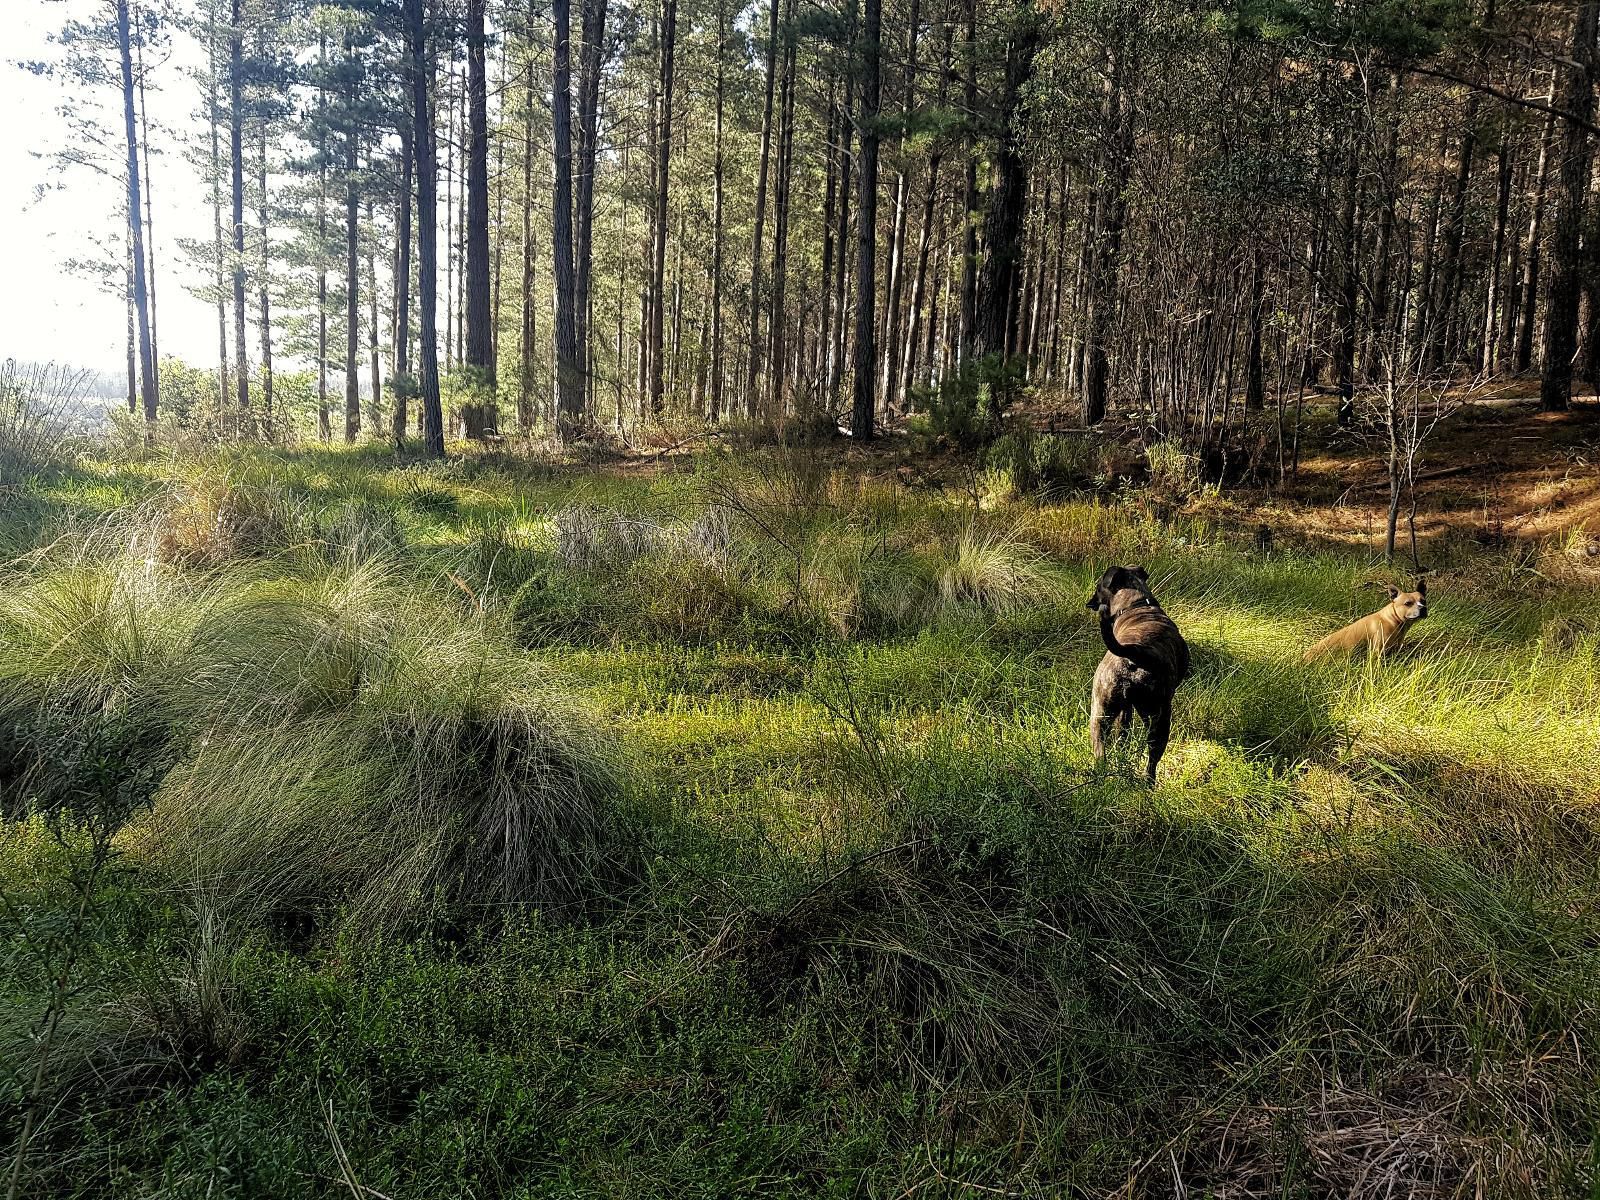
[5,442,1600,1198]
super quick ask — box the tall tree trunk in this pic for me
[899,17,954,407]
[133,4,160,384]
[958,0,979,358]
[519,14,537,432]
[257,100,273,425]
[648,0,678,416]
[709,0,727,421]
[127,251,138,414]
[974,16,1041,366]
[850,0,881,439]
[367,188,381,431]
[1482,135,1513,371]
[552,0,583,430]
[1426,94,1478,371]
[393,124,413,438]
[1083,33,1131,426]
[767,0,797,417]
[405,0,445,456]
[1335,119,1360,429]
[1514,110,1555,372]
[1541,2,1598,411]
[829,35,855,404]
[575,0,609,415]
[117,0,157,426]
[316,35,330,438]
[465,0,493,387]
[230,0,249,418]
[344,38,361,444]
[745,0,781,418]
[880,0,921,407]
[207,7,230,427]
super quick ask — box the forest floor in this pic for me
[2,405,1599,1197]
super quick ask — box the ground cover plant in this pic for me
[3,427,1600,1198]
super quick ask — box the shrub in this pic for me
[1143,438,1210,508]
[982,429,1100,501]
[927,354,1025,447]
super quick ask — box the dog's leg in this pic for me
[1145,703,1172,783]
[1090,692,1115,762]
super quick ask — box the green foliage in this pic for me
[4,444,1600,1198]
[982,428,1101,501]
[926,354,1026,447]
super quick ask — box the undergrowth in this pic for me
[2,443,1598,1197]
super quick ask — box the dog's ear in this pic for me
[1416,578,1427,596]
[1383,583,1400,599]
[1132,566,1148,581]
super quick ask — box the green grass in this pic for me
[2,442,1599,1197]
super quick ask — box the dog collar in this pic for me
[1116,595,1159,615]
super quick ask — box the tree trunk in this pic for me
[405,0,445,456]
[134,4,159,380]
[1514,110,1555,372]
[257,104,273,426]
[958,0,978,359]
[393,124,413,438]
[829,36,855,405]
[767,0,797,417]
[974,16,1041,367]
[1335,120,1360,429]
[850,0,881,439]
[344,38,361,444]
[367,188,381,431]
[1482,135,1513,372]
[552,0,583,430]
[519,14,537,432]
[230,0,249,419]
[746,0,781,418]
[880,0,921,407]
[117,0,157,426]
[465,0,494,404]
[1540,2,1598,412]
[649,0,678,416]
[575,0,609,415]
[709,0,727,422]
[1083,34,1131,427]
[207,7,229,427]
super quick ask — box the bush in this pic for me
[982,429,1100,501]
[927,354,1026,447]
[1143,438,1211,508]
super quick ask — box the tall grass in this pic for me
[4,443,1600,1197]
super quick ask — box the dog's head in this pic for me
[1381,579,1428,621]
[1088,565,1151,615]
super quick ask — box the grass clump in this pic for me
[138,568,632,936]
[153,474,307,567]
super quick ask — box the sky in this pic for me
[2,2,216,379]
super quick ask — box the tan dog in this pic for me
[1303,581,1428,662]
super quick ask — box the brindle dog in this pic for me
[1086,566,1190,781]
